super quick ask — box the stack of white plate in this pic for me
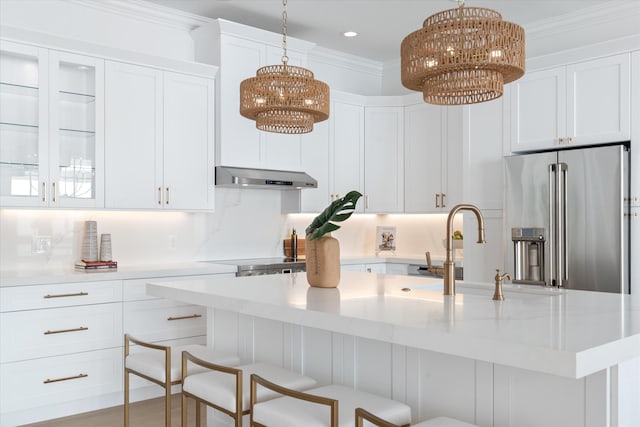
[81,220,98,262]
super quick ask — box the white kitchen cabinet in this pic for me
[0,347,122,414]
[192,20,312,172]
[0,280,123,423]
[329,97,365,210]
[404,102,462,212]
[299,119,330,212]
[123,275,222,399]
[462,93,509,210]
[364,106,404,213]
[511,53,630,152]
[0,41,104,208]
[631,50,640,208]
[104,61,215,210]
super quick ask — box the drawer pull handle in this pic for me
[44,373,88,384]
[167,314,202,321]
[44,326,89,335]
[44,292,88,299]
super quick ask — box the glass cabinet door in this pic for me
[49,51,104,208]
[0,40,48,206]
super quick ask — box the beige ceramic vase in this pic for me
[305,233,340,288]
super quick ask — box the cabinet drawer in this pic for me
[1,303,122,363]
[0,347,122,413]
[124,299,206,342]
[0,280,122,312]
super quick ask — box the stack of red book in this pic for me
[75,260,118,271]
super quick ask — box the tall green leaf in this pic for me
[305,190,363,240]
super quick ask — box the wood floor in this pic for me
[21,394,206,427]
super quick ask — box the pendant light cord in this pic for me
[281,0,289,65]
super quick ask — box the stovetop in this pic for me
[207,257,306,271]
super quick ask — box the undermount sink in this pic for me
[404,281,564,297]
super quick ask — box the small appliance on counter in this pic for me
[283,229,305,259]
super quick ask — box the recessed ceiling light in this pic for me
[343,31,358,38]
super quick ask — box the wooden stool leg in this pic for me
[124,370,130,427]
[182,393,188,427]
[195,402,201,427]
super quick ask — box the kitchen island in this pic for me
[147,271,640,427]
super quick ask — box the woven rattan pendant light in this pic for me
[240,0,329,134]
[401,0,525,105]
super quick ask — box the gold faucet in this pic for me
[493,269,512,301]
[444,204,485,295]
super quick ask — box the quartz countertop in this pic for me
[0,256,441,287]
[0,262,237,287]
[147,271,640,379]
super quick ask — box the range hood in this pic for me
[215,166,317,190]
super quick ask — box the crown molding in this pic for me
[525,1,640,44]
[309,46,383,78]
[68,0,211,31]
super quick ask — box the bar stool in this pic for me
[355,407,479,427]
[124,334,240,427]
[181,351,318,427]
[249,374,412,427]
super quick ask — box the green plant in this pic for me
[305,191,362,240]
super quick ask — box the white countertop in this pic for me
[147,271,640,379]
[0,256,437,287]
[0,262,237,286]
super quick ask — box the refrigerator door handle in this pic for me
[559,163,568,286]
[548,164,556,287]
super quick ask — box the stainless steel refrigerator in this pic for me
[504,144,630,293]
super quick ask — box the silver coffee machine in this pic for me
[512,227,545,286]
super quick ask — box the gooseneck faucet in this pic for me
[444,204,486,295]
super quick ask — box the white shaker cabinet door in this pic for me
[217,35,265,168]
[330,101,365,211]
[104,61,162,209]
[300,119,330,212]
[566,53,630,146]
[510,66,567,152]
[404,103,444,213]
[163,72,215,211]
[632,50,640,207]
[463,96,507,210]
[364,106,404,213]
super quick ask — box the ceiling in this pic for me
[142,0,638,62]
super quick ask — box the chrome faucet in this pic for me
[444,204,486,295]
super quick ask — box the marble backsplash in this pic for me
[0,188,462,271]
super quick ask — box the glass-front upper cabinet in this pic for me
[0,40,48,206]
[49,51,104,208]
[0,41,104,208]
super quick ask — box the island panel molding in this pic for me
[147,272,640,426]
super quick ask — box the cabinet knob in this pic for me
[441,193,446,208]
[42,182,47,203]
[435,193,440,208]
[365,195,369,209]
[158,187,162,205]
[558,137,564,144]
[166,187,170,205]
[51,182,57,203]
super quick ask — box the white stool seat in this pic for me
[126,344,240,383]
[183,362,317,413]
[414,417,478,427]
[253,384,412,427]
